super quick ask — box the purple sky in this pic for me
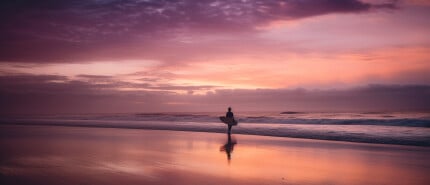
[1,0,430,114]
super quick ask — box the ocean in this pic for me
[1,111,429,146]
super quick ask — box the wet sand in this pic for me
[1,125,429,185]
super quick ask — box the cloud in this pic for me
[76,74,113,79]
[190,85,430,112]
[0,74,168,114]
[0,0,397,63]
[1,73,428,114]
[0,73,220,114]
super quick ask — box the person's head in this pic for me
[228,107,232,112]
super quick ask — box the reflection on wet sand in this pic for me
[219,133,237,163]
[1,125,430,185]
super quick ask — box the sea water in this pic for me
[1,111,429,146]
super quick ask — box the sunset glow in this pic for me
[1,2,430,185]
[1,0,429,113]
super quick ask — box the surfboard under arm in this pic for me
[219,116,238,125]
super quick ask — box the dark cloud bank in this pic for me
[0,0,397,63]
[1,74,428,114]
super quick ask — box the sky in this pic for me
[1,0,430,114]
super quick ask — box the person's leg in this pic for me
[228,125,232,134]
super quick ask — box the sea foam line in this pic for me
[1,118,429,146]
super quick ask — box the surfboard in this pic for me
[219,116,238,126]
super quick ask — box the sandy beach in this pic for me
[1,124,429,185]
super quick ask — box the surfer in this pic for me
[226,107,234,134]
[219,107,238,134]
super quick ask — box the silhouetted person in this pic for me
[220,133,237,163]
[226,107,234,134]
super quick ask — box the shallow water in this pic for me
[1,125,429,185]
[2,118,429,146]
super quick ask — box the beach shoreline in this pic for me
[1,124,430,185]
[1,118,429,147]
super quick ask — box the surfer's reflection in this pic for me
[220,134,237,163]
